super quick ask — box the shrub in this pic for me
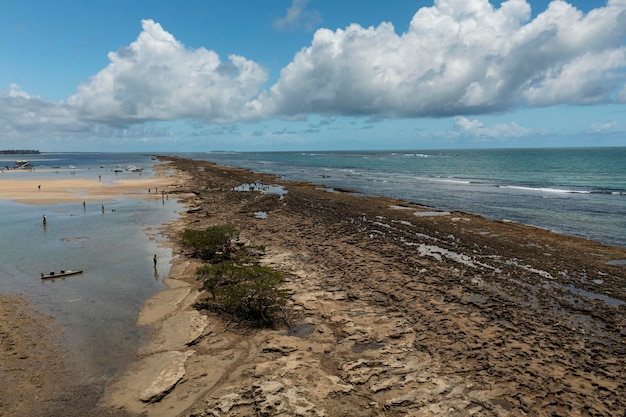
[195,262,289,327]
[180,224,238,260]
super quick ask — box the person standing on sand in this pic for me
[153,254,158,267]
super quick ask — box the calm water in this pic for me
[181,147,626,248]
[0,153,181,380]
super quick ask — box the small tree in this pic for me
[180,224,238,261]
[196,262,289,327]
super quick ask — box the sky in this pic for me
[1,0,625,152]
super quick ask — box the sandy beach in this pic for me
[0,168,173,205]
[2,156,625,416]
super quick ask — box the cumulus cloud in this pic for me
[273,0,322,32]
[66,20,268,126]
[0,84,86,139]
[454,116,532,138]
[4,0,626,141]
[267,0,626,118]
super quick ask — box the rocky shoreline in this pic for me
[103,156,625,416]
[3,156,625,416]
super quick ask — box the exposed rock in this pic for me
[103,157,626,417]
[140,351,196,403]
[140,310,210,354]
[103,350,195,411]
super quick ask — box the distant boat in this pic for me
[41,269,83,279]
[68,165,76,169]
[126,165,143,172]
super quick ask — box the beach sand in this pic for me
[2,157,626,416]
[0,167,174,205]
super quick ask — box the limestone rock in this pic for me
[139,351,196,403]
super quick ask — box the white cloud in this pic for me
[454,116,531,139]
[267,0,626,118]
[587,120,619,133]
[66,20,268,126]
[454,116,485,132]
[273,0,322,32]
[0,83,179,148]
[7,83,32,99]
[0,84,86,139]
[3,1,626,148]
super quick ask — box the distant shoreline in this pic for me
[0,149,40,154]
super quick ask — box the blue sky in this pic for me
[1,0,625,152]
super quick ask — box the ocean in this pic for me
[0,153,181,380]
[181,147,626,248]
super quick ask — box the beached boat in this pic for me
[14,160,32,169]
[40,269,83,279]
[126,165,143,172]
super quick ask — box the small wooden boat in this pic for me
[41,269,83,279]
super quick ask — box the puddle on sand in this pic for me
[288,323,315,338]
[606,259,626,266]
[254,211,268,219]
[353,341,384,353]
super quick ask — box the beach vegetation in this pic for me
[180,224,238,261]
[195,261,289,327]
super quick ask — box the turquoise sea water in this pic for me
[0,153,181,380]
[182,147,626,248]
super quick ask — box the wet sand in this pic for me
[0,174,172,205]
[2,156,626,416]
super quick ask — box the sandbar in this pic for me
[0,170,174,205]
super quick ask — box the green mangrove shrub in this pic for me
[196,262,289,327]
[180,224,238,261]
